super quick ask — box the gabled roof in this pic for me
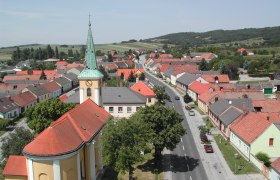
[159,64,170,73]
[176,73,200,86]
[252,100,280,112]
[172,64,199,75]
[25,85,50,97]
[11,91,37,107]
[188,81,212,95]
[219,106,243,126]
[272,157,280,173]
[231,112,280,144]
[63,73,78,81]
[130,81,156,97]
[2,156,27,176]
[102,87,146,104]
[3,74,41,82]
[201,74,230,83]
[55,77,71,86]
[117,68,144,80]
[41,81,61,93]
[209,98,253,117]
[23,99,111,156]
[0,97,19,113]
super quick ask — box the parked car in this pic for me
[200,134,209,143]
[175,96,180,100]
[204,145,214,153]
[188,110,195,116]
[185,105,192,110]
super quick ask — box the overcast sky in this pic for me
[0,0,280,47]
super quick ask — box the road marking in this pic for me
[181,138,182,142]
[190,175,192,180]
[184,154,187,159]
[182,145,185,150]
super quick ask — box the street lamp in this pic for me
[234,153,238,174]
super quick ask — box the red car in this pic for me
[204,145,214,153]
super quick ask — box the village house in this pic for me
[117,68,144,80]
[187,81,212,102]
[10,91,37,113]
[41,81,62,99]
[22,85,52,103]
[271,158,280,180]
[0,97,20,120]
[54,77,72,93]
[130,81,157,106]
[63,73,79,87]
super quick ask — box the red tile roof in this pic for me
[172,64,199,75]
[16,70,42,75]
[56,61,68,65]
[130,81,156,97]
[117,68,144,80]
[159,64,170,73]
[16,70,59,80]
[188,81,212,95]
[2,156,27,176]
[41,81,61,93]
[154,58,181,63]
[10,92,37,107]
[3,75,41,82]
[199,90,221,103]
[23,99,112,156]
[201,74,230,83]
[272,157,280,173]
[231,112,280,144]
[66,63,84,71]
[159,54,172,58]
[252,100,280,112]
[59,94,68,102]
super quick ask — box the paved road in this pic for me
[146,72,208,180]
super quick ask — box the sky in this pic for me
[0,0,280,47]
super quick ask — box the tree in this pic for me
[184,93,192,103]
[24,99,76,134]
[153,85,170,104]
[127,71,135,82]
[120,72,124,80]
[108,54,113,62]
[1,127,34,159]
[99,65,109,82]
[139,72,145,81]
[199,58,209,71]
[242,50,248,56]
[55,46,59,58]
[102,118,149,179]
[132,104,185,168]
[256,152,271,167]
[243,60,250,70]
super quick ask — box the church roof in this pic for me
[78,23,103,79]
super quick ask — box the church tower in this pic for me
[78,20,103,105]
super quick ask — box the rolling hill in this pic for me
[144,26,280,46]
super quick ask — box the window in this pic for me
[269,138,274,146]
[87,88,91,97]
[148,98,151,103]
[118,107,123,113]
[109,107,113,113]
[127,107,132,113]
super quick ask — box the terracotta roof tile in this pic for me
[201,74,230,83]
[188,81,212,95]
[130,81,156,97]
[56,61,68,65]
[272,157,280,173]
[23,99,112,156]
[2,155,27,176]
[3,75,41,82]
[117,68,144,80]
[252,100,280,112]
[159,64,170,73]
[41,81,61,93]
[231,112,280,144]
[10,91,37,107]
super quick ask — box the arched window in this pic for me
[87,88,91,97]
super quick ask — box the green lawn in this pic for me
[203,117,214,130]
[214,135,259,174]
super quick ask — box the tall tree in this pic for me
[102,118,149,179]
[1,128,34,159]
[199,58,209,71]
[127,71,135,82]
[132,104,185,168]
[24,99,76,134]
[153,85,170,104]
[55,46,59,58]
[139,72,145,81]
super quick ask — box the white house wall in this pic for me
[230,132,251,160]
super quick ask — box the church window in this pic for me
[87,88,91,97]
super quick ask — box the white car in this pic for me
[188,110,195,116]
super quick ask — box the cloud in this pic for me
[0,10,42,19]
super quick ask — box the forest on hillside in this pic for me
[144,26,280,46]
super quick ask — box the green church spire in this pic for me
[78,17,103,80]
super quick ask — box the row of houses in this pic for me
[179,74,280,179]
[0,73,78,120]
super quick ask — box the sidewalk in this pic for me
[144,70,264,180]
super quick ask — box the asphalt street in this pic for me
[146,73,208,180]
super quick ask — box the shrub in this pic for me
[256,152,271,167]
[0,120,10,130]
